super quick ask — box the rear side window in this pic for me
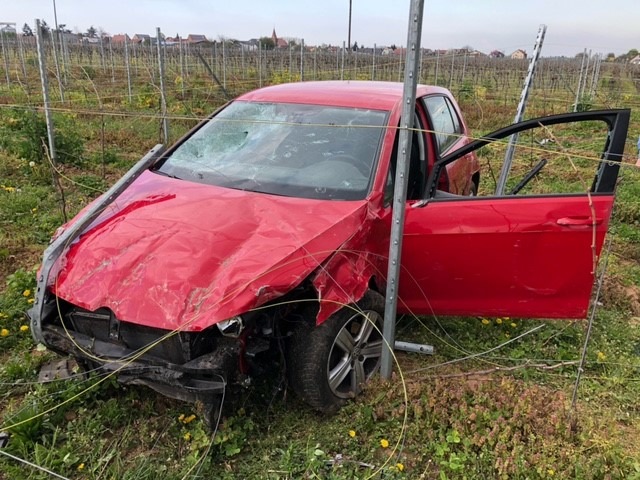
[424,96,462,154]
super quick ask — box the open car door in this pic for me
[398,109,630,319]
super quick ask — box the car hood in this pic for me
[53,171,369,331]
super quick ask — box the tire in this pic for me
[287,290,385,412]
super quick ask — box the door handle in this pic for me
[556,216,603,227]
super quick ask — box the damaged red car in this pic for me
[28,81,630,420]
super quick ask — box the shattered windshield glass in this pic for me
[155,101,388,200]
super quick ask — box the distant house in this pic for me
[133,34,151,44]
[111,34,131,44]
[510,49,527,60]
[630,55,640,65]
[271,29,289,48]
[489,50,505,58]
[239,39,259,51]
[469,50,486,58]
[187,34,208,44]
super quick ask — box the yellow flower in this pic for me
[481,318,490,325]
[547,468,555,476]
[396,462,405,471]
[183,414,196,424]
[1,328,9,337]
[504,333,510,339]
[183,432,191,441]
[495,318,503,324]
[348,430,356,438]
[380,438,389,448]
[27,299,35,304]
[77,463,85,471]
[597,351,606,361]
[178,414,185,422]
[23,289,31,297]
[20,325,29,332]
[510,322,517,328]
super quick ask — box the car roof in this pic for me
[236,81,451,111]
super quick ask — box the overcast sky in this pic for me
[3,0,637,57]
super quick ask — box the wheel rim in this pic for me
[327,309,383,399]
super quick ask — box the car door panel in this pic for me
[399,194,614,318]
[396,109,630,319]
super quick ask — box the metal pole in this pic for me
[108,37,115,83]
[347,0,352,52]
[258,41,262,87]
[124,35,132,103]
[372,43,376,80]
[18,33,28,85]
[35,19,57,165]
[99,35,106,73]
[580,49,592,101]
[49,27,64,100]
[300,38,304,81]
[495,24,546,195]
[222,39,226,89]
[156,27,169,143]
[179,37,186,96]
[448,50,455,89]
[574,48,587,112]
[434,50,439,85]
[381,0,425,379]
[52,0,66,87]
[341,41,345,80]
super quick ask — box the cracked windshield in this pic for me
[157,102,388,199]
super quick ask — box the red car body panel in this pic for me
[52,171,372,331]
[394,194,614,318]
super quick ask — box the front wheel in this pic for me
[287,290,385,412]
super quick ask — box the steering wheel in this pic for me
[329,154,371,177]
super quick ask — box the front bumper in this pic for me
[41,324,236,403]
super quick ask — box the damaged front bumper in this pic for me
[40,321,236,403]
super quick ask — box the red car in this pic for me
[29,81,630,420]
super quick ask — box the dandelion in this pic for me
[348,430,356,438]
[77,463,85,471]
[510,322,517,328]
[481,318,490,325]
[597,351,606,361]
[547,468,555,476]
[495,318,503,324]
[20,325,29,332]
[29,161,36,168]
[1,328,9,337]
[27,299,34,304]
[380,438,389,448]
[504,333,510,339]
[183,432,191,441]
[178,413,185,422]
[23,289,31,297]
[183,414,196,424]
[396,462,405,472]
[31,207,37,213]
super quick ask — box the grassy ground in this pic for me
[0,62,639,479]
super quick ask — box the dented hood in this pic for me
[53,171,369,331]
